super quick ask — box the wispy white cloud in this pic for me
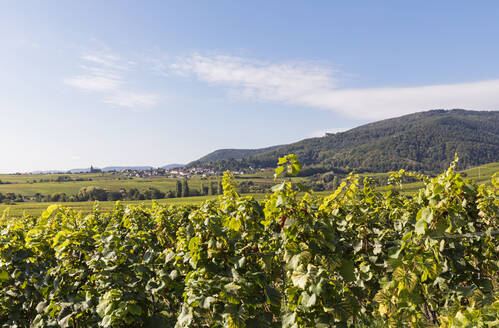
[300,80,499,119]
[172,53,499,119]
[64,72,122,92]
[309,127,350,138]
[104,92,160,108]
[172,53,336,104]
[142,53,171,77]
[80,54,133,70]
[65,51,159,108]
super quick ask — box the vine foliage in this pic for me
[0,155,497,327]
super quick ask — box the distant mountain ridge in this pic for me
[189,109,499,173]
[66,166,155,173]
[31,164,185,174]
[160,164,184,170]
[103,166,154,172]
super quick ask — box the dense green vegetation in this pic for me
[194,146,282,163]
[190,109,499,174]
[0,155,497,327]
[0,162,497,217]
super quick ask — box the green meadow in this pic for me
[0,173,210,195]
[0,162,496,217]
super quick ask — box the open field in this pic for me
[0,173,218,195]
[1,162,496,217]
[372,161,499,194]
[0,169,298,196]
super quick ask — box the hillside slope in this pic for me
[190,109,499,173]
[193,145,282,163]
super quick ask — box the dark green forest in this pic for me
[189,109,499,174]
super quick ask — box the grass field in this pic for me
[373,161,499,194]
[0,163,496,217]
[0,173,216,195]
[0,171,291,196]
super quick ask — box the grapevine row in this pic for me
[0,155,497,327]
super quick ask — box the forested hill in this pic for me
[189,109,499,173]
[193,145,282,163]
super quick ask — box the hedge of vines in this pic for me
[0,155,497,328]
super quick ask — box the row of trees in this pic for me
[0,192,24,204]
[30,176,93,184]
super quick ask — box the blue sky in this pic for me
[1,1,499,173]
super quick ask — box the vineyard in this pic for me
[0,155,497,327]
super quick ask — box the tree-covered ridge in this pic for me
[193,146,283,163]
[0,154,497,327]
[190,109,499,173]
